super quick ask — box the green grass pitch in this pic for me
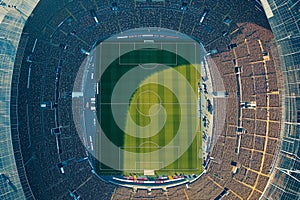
[96,47,202,176]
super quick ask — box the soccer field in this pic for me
[96,47,202,176]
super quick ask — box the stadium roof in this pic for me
[260,0,300,199]
[0,1,39,199]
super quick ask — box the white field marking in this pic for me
[89,136,94,151]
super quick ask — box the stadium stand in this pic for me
[0,0,298,199]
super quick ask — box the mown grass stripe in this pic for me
[157,73,165,170]
[172,67,180,170]
[178,66,188,170]
[186,66,193,169]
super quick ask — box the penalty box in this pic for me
[95,40,202,81]
[98,145,200,171]
[98,146,180,171]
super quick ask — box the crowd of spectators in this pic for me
[10,0,283,199]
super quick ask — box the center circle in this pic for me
[135,89,162,117]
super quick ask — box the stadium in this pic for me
[0,0,299,199]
